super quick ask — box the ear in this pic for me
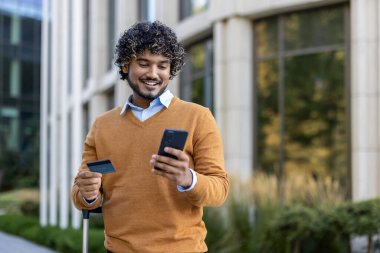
[122,65,129,74]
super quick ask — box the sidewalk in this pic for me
[0,231,56,253]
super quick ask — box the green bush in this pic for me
[0,214,105,253]
[20,200,39,216]
[2,198,380,253]
[261,198,380,253]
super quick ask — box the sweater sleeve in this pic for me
[71,119,103,210]
[184,109,230,207]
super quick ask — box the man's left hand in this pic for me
[150,147,192,188]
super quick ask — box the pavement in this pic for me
[0,231,57,253]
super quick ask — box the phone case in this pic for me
[157,129,189,159]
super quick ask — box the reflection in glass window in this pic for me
[107,0,115,70]
[180,0,208,20]
[0,107,19,150]
[21,60,35,95]
[10,60,21,97]
[254,5,348,194]
[106,88,115,110]
[11,14,21,45]
[139,0,149,21]
[180,39,213,110]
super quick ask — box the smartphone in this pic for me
[157,129,189,159]
[87,159,116,174]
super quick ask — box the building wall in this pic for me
[40,0,380,228]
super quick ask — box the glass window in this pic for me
[21,60,35,95]
[284,7,344,50]
[254,5,348,192]
[82,103,90,140]
[11,14,21,45]
[105,88,115,110]
[67,0,72,94]
[180,38,213,110]
[179,0,208,20]
[84,0,91,81]
[21,17,35,46]
[139,0,149,21]
[108,0,115,70]
[0,107,19,151]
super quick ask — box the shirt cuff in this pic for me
[177,168,197,192]
[83,195,99,205]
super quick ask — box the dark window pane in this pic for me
[3,56,11,95]
[180,0,208,20]
[106,88,115,110]
[139,0,149,21]
[191,43,205,74]
[256,60,280,173]
[3,15,12,43]
[255,17,278,58]
[284,51,347,182]
[192,78,204,105]
[21,17,35,46]
[180,38,213,110]
[21,60,34,95]
[108,0,116,69]
[284,6,345,50]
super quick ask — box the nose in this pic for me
[146,65,159,79]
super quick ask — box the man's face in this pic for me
[123,50,171,105]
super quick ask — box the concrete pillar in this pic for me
[351,0,380,200]
[48,0,65,226]
[114,0,136,107]
[214,18,254,185]
[70,0,86,228]
[39,0,50,227]
[58,0,70,229]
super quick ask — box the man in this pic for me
[72,21,229,253]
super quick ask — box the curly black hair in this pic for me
[114,21,185,80]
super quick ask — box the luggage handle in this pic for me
[82,207,102,253]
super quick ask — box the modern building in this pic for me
[0,0,42,190]
[40,0,380,229]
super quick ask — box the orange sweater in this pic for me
[72,97,229,253]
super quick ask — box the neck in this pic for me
[131,95,152,109]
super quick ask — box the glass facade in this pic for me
[254,5,349,193]
[0,0,42,189]
[179,0,208,20]
[180,38,213,110]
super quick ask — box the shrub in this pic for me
[0,214,105,253]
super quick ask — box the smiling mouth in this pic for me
[141,79,162,86]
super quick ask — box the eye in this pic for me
[158,65,169,70]
[138,63,149,68]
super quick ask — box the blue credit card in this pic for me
[87,159,116,174]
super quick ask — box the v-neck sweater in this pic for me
[72,97,230,253]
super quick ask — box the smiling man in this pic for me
[72,21,229,253]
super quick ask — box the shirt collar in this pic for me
[120,90,173,115]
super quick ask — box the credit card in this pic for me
[87,159,116,174]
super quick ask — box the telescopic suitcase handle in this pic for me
[82,207,102,253]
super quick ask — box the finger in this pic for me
[163,147,189,161]
[78,177,101,186]
[152,162,178,174]
[79,171,102,178]
[151,166,177,180]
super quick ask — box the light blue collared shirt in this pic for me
[120,90,173,121]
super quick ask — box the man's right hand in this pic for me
[77,171,102,201]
